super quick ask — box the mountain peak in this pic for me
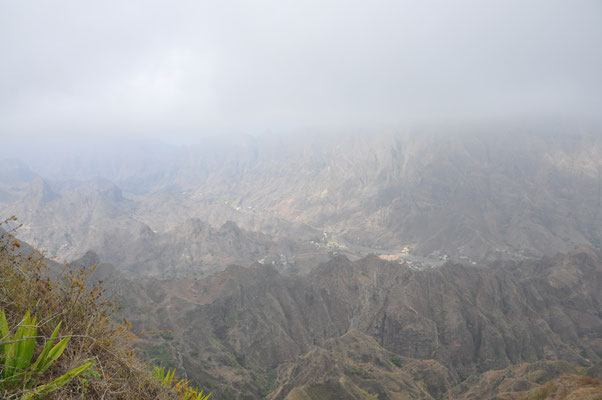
[75,250,100,267]
[220,220,241,235]
[27,176,59,205]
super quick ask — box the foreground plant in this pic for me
[1,217,198,398]
[153,366,211,400]
[0,307,91,399]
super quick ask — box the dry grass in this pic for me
[0,217,179,399]
[521,373,602,400]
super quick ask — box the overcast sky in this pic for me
[1,0,601,143]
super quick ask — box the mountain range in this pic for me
[78,244,602,399]
[2,125,602,398]
[1,126,601,273]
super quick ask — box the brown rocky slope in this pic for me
[108,246,602,398]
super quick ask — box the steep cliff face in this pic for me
[112,247,601,398]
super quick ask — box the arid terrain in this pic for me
[3,1,601,398]
[2,128,601,271]
[2,128,602,399]
[70,242,602,399]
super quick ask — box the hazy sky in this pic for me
[1,0,601,142]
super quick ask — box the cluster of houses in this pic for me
[377,246,412,264]
[378,254,404,263]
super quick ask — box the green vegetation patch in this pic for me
[390,355,403,368]
[143,343,175,368]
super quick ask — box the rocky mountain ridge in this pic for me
[5,227,601,398]
[0,168,329,276]
[2,127,601,267]
[105,246,602,398]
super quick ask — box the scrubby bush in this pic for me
[0,217,204,399]
[152,366,211,400]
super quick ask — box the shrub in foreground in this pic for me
[0,307,91,399]
[0,217,191,399]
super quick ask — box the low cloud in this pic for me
[1,0,601,142]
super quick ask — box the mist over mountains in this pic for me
[2,125,600,271]
[2,1,602,398]
[2,124,602,398]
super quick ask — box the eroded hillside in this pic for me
[87,246,602,398]
[2,128,601,269]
